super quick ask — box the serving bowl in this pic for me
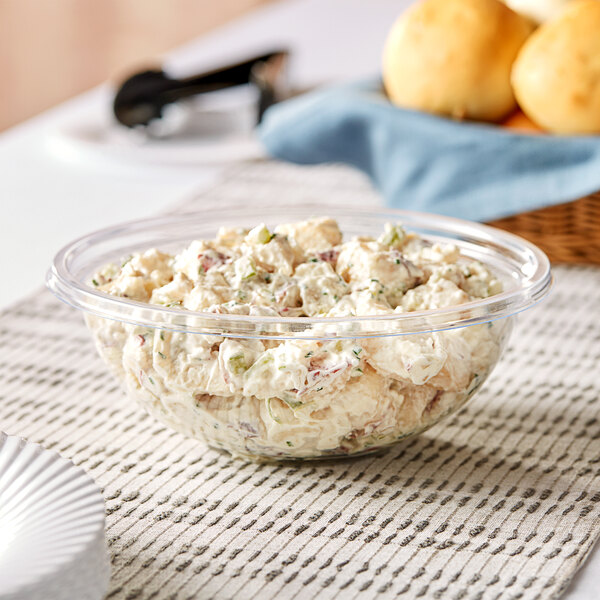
[47,205,551,460]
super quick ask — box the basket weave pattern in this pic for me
[488,193,600,264]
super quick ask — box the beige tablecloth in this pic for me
[1,162,599,600]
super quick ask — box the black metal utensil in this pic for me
[113,49,289,128]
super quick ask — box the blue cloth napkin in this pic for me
[258,80,600,222]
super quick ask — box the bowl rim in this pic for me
[46,204,552,339]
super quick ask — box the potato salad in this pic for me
[87,217,509,460]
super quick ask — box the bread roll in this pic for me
[503,0,574,24]
[383,0,534,122]
[501,109,545,133]
[512,0,600,134]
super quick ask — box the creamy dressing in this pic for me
[87,218,508,459]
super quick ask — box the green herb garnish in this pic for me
[283,398,304,409]
[228,354,248,375]
[266,398,281,423]
[380,224,406,247]
[256,225,273,244]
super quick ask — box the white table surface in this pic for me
[0,0,596,596]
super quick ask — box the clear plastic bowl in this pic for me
[47,205,551,460]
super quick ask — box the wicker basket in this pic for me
[487,193,600,265]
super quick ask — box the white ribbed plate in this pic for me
[0,432,109,600]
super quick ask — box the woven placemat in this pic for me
[2,162,600,600]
